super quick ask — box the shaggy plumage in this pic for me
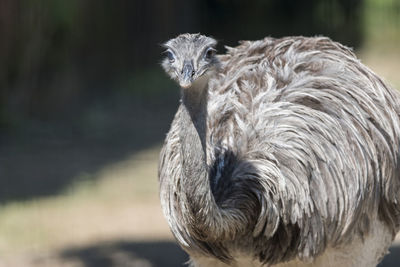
[159,34,400,267]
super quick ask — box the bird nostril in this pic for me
[182,62,194,79]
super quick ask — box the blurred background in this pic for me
[0,0,399,266]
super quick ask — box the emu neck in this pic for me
[179,85,210,201]
[179,84,217,235]
[181,86,208,156]
[178,83,241,245]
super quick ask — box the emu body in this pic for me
[159,34,400,266]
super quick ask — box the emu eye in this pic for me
[204,48,216,60]
[165,50,175,63]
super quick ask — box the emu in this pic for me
[158,33,400,267]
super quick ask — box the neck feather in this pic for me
[176,79,250,256]
[179,83,222,238]
[180,81,208,189]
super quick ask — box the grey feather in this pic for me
[159,34,400,266]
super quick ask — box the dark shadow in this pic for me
[59,240,189,267]
[57,240,400,267]
[379,244,400,267]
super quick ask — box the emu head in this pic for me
[162,33,219,89]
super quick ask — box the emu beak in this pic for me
[180,61,195,88]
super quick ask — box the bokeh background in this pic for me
[0,0,399,266]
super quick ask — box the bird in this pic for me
[158,33,400,267]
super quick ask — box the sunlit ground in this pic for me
[0,146,186,266]
[1,4,400,267]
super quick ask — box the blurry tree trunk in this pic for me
[0,1,48,121]
[14,2,47,117]
[0,0,18,125]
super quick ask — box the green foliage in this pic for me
[363,0,400,50]
[48,0,80,30]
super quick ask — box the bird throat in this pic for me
[180,84,208,174]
